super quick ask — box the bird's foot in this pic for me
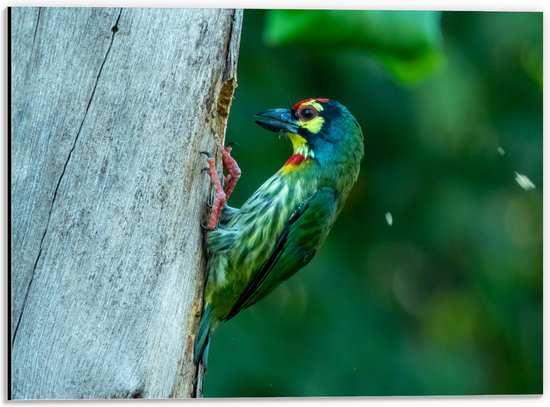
[220,144,241,200]
[200,151,227,229]
[200,221,215,232]
[200,142,241,229]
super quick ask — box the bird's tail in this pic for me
[193,303,213,369]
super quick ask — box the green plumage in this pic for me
[194,98,364,367]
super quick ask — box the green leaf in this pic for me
[264,10,445,84]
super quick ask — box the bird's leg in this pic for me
[201,152,227,230]
[201,142,241,229]
[220,143,241,200]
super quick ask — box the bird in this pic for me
[194,98,364,368]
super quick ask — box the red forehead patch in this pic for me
[292,98,329,112]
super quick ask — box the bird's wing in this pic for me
[223,187,338,321]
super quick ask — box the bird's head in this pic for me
[255,98,363,164]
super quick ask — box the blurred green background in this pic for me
[204,10,542,397]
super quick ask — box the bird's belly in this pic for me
[207,173,317,319]
[207,216,285,319]
[208,196,301,318]
[234,219,281,272]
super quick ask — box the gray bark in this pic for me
[10,7,241,399]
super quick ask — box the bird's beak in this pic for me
[255,108,300,134]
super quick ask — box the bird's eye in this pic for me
[296,106,318,121]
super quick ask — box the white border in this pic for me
[2,2,547,406]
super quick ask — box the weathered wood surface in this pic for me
[10,7,241,399]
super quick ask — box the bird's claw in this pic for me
[201,167,211,174]
[200,143,239,230]
[226,141,239,148]
[201,221,215,232]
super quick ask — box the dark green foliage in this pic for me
[264,10,445,84]
[204,10,542,397]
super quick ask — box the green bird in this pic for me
[194,98,364,368]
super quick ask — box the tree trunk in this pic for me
[10,7,241,399]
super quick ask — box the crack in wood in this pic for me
[31,7,41,49]
[222,11,236,81]
[12,8,124,344]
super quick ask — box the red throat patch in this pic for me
[284,154,306,166]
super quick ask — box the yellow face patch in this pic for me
[296,100,325,134]
[299,116,324,134]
